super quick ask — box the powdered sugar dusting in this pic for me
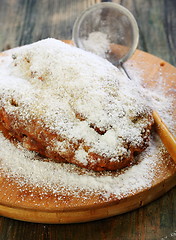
[0,132,160,199]
[0,38,175,201]
[82,31,110,58]
[0,38,153,170]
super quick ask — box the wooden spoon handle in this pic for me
[153,110,176,164]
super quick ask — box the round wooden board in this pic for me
[0,42,176,224]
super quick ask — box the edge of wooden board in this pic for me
[0,42,176,223]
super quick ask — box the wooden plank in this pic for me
[0,0,101,50]
[112,0,176,66]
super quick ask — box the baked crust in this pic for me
[0,40,154,171]
[0,99,153,171]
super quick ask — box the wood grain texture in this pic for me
[113,0,176,66]
[0,0,100,49]
[0,0,176,239]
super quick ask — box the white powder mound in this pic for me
[0,38,152,169]
[0,38,175,200]
[0,131,161,199]
[82,31,110,58]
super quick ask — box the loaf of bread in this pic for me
[0,39,153,171]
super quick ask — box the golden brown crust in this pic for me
[0,45,154,172]
[0,107,153,171]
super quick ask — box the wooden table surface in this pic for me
[0,0,175,239]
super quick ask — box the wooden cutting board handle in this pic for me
[153,110,176,164]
